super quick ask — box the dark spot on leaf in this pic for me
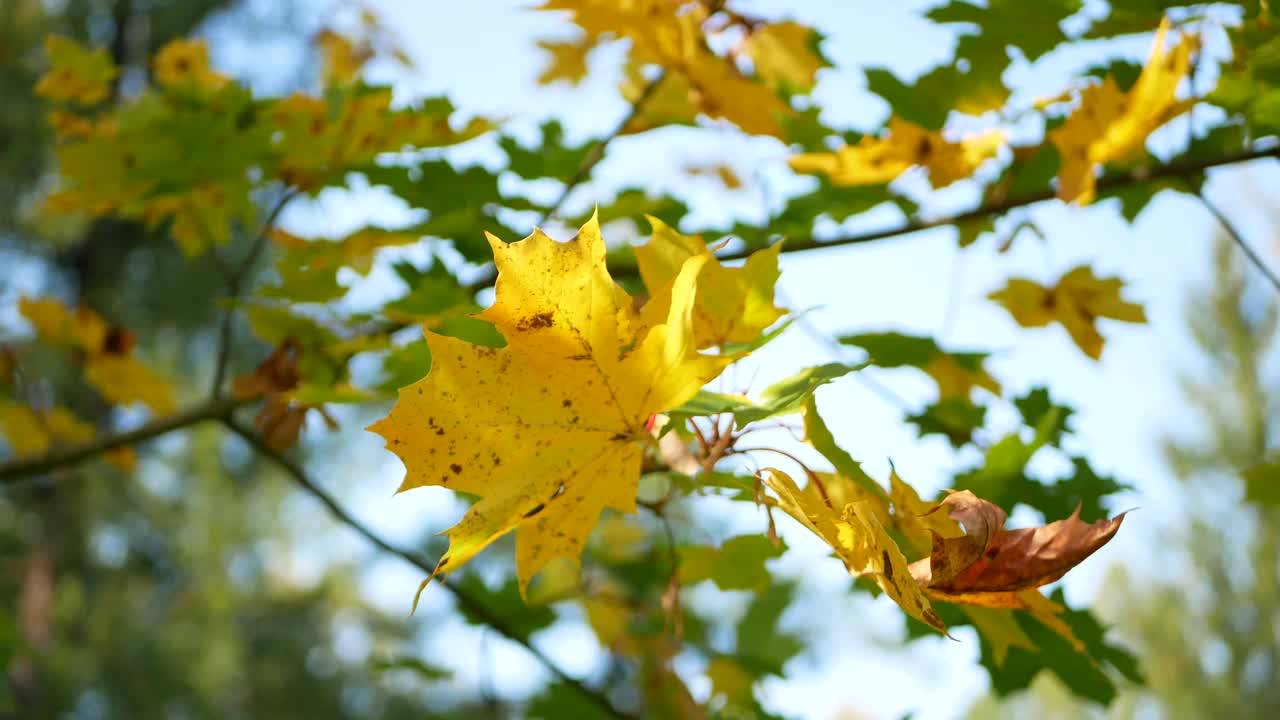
[523,503,545,518]
[916,136,932,161]
[450,463,462,474]
[518,312,555,330]
[882,551,894,583]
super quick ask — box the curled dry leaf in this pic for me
[233,339,333,453]
[908,490,1125,607]
[232,339,302,399]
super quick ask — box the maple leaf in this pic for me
[1050,18,1195,204]
[35,35,118,106]
[368,213,730,605]
[743,21,827,95]
[0,402,52,456]
[314,30,373,86]
[906,490,1125,608]
[542,0,793,137]
[988,265,1146,359]
[536,38,596,86]
[19,296,108,352]
[634,216,785,349]
[789,117,1003,189]
[84,356,177,415]
[152,38,229,91]
[0,402,135,471]
[235,340,342,452]
[20,296,177,414]
[760,468,948,634]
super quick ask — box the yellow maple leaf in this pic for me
[152,38,229,91]
[760,468,947,633]
[84,356,178,415]
[35,35,118,106]
[544,0,792,137]
[536,38,596,85]
[0,402,52,456]
[368,213,729,605]
[634,216,785,348]
[269,90,491,191]
[988,265,1146,359]
[789,117,1003,189]
[47,110,96,140]
[43,406,95,444]
[743,21,825,94]
[1050,19,1195,204]
[19,296,108,352]
[921,353,1001,400]
[315,30,373,86]
[681,48,794,138]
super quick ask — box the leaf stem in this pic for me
[222,419,636,720]
[211,188,299,398]
[538,70,668,224]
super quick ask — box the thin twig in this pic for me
[538,70,668,224]
[211,188,299,397]
[642,504,683,643]
[1194,187,1280,294]
[0,396,252,483]
[222,419,635,720]
[722,145,1280,263]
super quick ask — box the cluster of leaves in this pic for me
[3,0,1279,717]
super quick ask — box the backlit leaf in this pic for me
[368,214,730,604]
[988,265,1146,359]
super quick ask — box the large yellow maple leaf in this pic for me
[1050,18,1195,204]
[369,214,730,606]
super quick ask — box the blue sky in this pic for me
[205,1,1280,717]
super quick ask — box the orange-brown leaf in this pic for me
[232,339,302,399]
[908,491,1124,606]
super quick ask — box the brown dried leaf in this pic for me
[232,339,301,399]
[907,490,1124,606]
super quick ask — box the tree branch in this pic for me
[708,144,1280,264]
[222,419,635,720]
[0,396,253,483]
[455,144,1280,293]
[1193,187,1280,294]
[211,188,298,397]
[538,71,668,224]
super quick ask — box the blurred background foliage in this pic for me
[1,2,445,719]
